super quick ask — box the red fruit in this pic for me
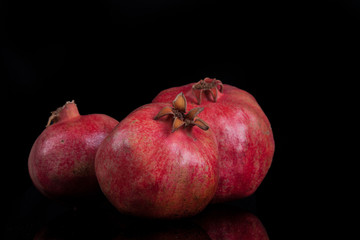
[28,101,119,201]
[153,78,275,202]
[193,205,269,240]
[95,93,219,219]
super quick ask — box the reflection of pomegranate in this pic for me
[28,101,118,201]
[112,220,211,240]
[193,204,269,240]
[95,93,219,218]
[33,209,116,240]
[34,208,211,240]
[153,78,275,202]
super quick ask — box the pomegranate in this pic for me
[28,101,119,201]
[95,93,219,219]
[193,204,269,240]
[152,78,275,202]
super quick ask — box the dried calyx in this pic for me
[46,100,80,127]
[192,78,223,104]
[154,92,209,132]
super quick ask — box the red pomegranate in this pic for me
[28,101,119,201]
[193,204,269,240]
[152,78,275,202]
[95,93,219,219]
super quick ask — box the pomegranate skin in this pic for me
[152,79,275,202]
[95,102,219,219]
[28,102,119,201]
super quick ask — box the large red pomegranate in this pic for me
[152,78,275,202]
[95,93,219,218]
[28,101,119,201]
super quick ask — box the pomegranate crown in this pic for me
[46,100,79,127]
[192,78,223,104]
[154,92,209,132]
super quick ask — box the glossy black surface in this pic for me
[5,187,262,239]
[3,1,356,239]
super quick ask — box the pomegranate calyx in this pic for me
[192,78,223,104]
[154,92,209,132]
[46,100,80,127]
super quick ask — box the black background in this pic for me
[2,0,357,239]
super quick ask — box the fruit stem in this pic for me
[46,100,80,127]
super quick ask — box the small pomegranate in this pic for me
[28,101,119,201]
[152,78,275,202]
[95,93,219,219]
